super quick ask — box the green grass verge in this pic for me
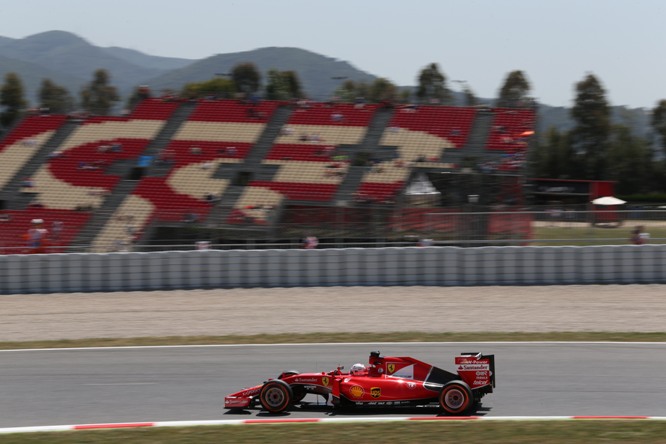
[532,225,666,245]
[4,421,666,443]
[1,331,664,350]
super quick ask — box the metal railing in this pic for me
[2,208,666,254]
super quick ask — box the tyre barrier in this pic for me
[2,244,666,294]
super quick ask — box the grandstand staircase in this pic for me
[333,107,395,203]
[0,120,79,210]
[442,110,497,166]
[145,101,198,178]
[208,105,294,225]
[242,105,293,165]
[70,102,197,249]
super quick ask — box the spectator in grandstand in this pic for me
[26,219,48,249]
[113,238,129,252]
[51,220,63,242]
[48,149,64,159]
[21,177,35,188]
[22,138,38,147]
[0,213,12,222]
[183,212,200,223]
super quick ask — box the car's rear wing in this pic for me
[455,352,495,390]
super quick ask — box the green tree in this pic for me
[126,85,152,111]
[416,63,451,105]
[461,84,478,107]
[80,69,120,115]
[231,63,261,96]
[334,80,370,103]
[497,70,531,108]
[38,79,75,114]
[606,125,654,194]
[181,77,235,100]
[368,78,398,103]
[650,99,666,155]
[0,72,28,128]
[265,69,303,100]
[529,127,577,179]
[570,73,611,180]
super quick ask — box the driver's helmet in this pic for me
[350,363,366,375]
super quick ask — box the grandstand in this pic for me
[0,99,537,253]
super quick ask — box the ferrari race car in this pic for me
[224,351,495,415]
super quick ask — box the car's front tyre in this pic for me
[259,379,293,414]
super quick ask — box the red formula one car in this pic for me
[224,351,495,415]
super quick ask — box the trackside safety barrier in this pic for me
[0,245,665,294]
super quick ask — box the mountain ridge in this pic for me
[0,30,652,137]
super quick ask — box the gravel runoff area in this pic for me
[1,285,664,341]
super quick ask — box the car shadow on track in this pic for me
[224,403,491,418]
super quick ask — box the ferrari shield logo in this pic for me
[371,387,381,398]
[387,363,395,374]
[321,376,330,387]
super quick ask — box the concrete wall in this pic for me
[1,245,664,294]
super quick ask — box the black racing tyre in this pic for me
[259,380,293,414]
[438,381,473,415]
[277,371,306,402]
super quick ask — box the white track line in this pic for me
[2,416,666,434]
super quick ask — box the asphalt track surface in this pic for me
[1,342,666,428]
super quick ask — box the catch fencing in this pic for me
[1,244,664,294]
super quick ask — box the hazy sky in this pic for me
[3,0,664,108]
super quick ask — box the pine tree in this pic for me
[231,63,261,97]
[570,74,611,179]
[416,63,451,105]
[80,69,120,115]
[0,72,28,128]
[39,79,75,114]
[497,70,531,108]
[650,100,666,155]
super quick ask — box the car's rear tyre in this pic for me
[259,380,293,414]
[439,381,473,415]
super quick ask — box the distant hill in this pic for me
[101,46,195,71]
[0,31,377,104]
[0,53,86,101]
[0,30,654,137]
[144,46,377,99]
[0,31,170,98]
